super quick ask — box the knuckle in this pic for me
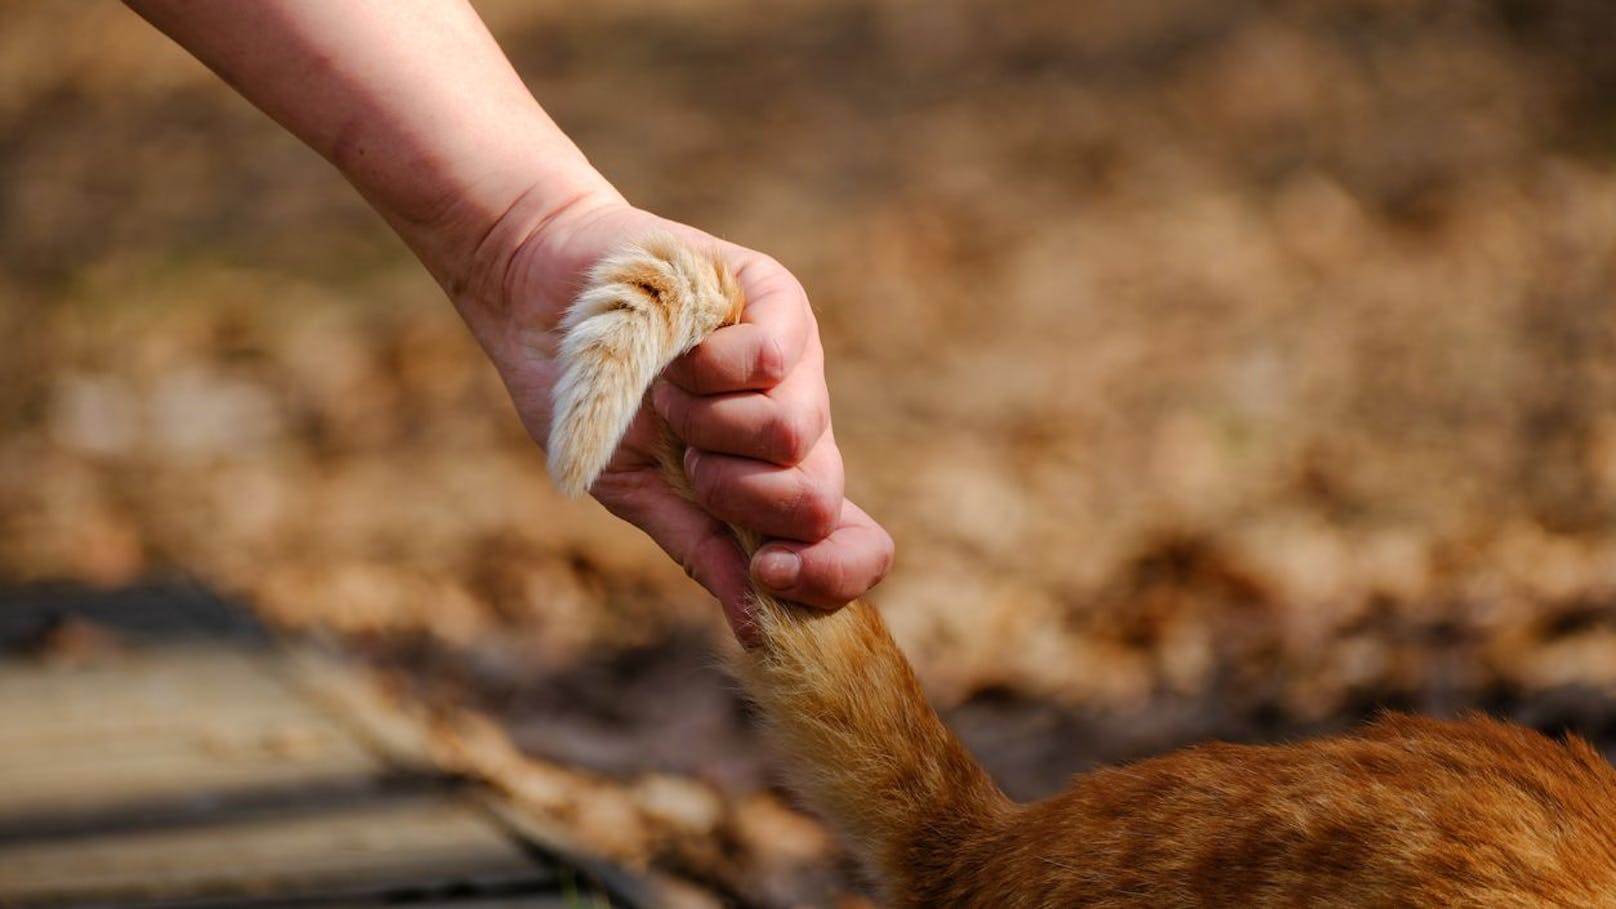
[795,483,841,540]
[755,335,789,386]
[766,407,814,465]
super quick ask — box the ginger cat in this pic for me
[547,235,1616,907]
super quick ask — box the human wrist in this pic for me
[386,123,625,352]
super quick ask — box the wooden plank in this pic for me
[0,646,385,820]
[0,729,379,820]
[0,589,648,908]
[287,645,673,909]
[0,648,318,745]
[280,644,441,764]
[0,646,280,698]
[0,690,327,751]
[0,794,550,906]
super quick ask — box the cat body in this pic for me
[546,235,1616,907]
[941,713,1616,907]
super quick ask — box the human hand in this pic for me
[457,199,893,634]
[127,0,890,635]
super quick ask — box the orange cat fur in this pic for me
[547,235,1616,907]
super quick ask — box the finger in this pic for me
[751,500,895,609]
[652,361,829,466]
[592,478,758,641]
[662,271,812,394]
[686,525,762,644]
[684,440,843,542]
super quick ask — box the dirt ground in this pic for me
[3,1,1616,905]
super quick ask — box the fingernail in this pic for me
[684,446,702,474]
[651,381,672,416]
[755,549,801,590]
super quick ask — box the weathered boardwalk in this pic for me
[0,583,645,908]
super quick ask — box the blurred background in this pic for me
[2,0,1615,905]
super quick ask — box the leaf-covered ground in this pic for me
[3,1,1615,904]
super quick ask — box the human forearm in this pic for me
[125,0,620,313]
[128,0,894,620]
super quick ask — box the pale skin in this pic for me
[125,0,894,632]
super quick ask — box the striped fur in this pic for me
[546,236,1616,907]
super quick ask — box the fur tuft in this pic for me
[546,233,743,497]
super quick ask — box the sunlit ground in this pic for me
[3,1,1615,904]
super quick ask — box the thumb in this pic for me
[598,486,759,643]
[683,524,760,645]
